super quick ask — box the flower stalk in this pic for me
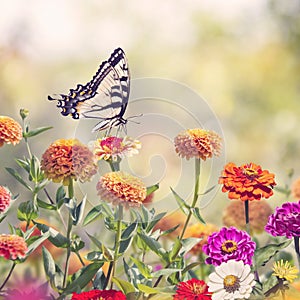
[179,158,201,240]
[63,178,74,289]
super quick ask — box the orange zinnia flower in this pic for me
[41,139,97,185]
[223,200,272,234]
[0,186,11,213]
[174,128,221,160]
[184,223,218,255]
[0,234,28,260]
[0,116,22,147]
[219,162,276,201]
[96,171,146,207]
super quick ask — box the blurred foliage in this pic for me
[0,0,300,213]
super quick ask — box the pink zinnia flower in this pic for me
[202,227,256,266]
[0,234,27,260]
[0,185,11,213]
[265,200,300,238]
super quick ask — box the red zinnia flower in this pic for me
[219,162,276,201]
[173,278,212,300]
[71,289,126,300]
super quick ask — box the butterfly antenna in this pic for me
[127,113,143,124]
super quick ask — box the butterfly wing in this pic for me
[48,48,130,131]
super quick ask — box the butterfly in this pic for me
[48,47,130,133]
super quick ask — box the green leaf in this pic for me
[56,186,66,203]
[112,277,136,294]
[137,283,160,295]
[121,222,137,240]
[152,268,181,277]
[42,246,56,281]
[146,183,159,196]
[24,126,53,138]
[170,187,190,214]
[63,262,103,295]
[15,158,30,173]
[130,257,152,279]
[35,222,69,248]
[169,238,182,261]
[73,195,87,225]
[198,185,216,195]
[27,232,50,255]
[138,233,166,259]
[83,205,102,226]
[6,167,32,191]
[255,239,292,267]
[182,262,202,274]
[147,212,167,232]
[190,207,205,224]
[37,198,56,210]
[181,237,202,254]
[86,232,113,260]
[17,201,38,222]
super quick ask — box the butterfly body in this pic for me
[48,48,130,132]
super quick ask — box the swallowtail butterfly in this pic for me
[48,48,130,133]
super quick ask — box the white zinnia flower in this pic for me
[208,260,256,299]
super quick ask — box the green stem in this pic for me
[294,236,300,270]
[109,204,123,289]
[244,200,250,235]
[153,158,201,290]
[63,179,74,289]
[0,262,16,292]
[179,158,201,240]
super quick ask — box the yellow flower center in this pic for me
[243,167,258,179]
[191,282,206,294]
[223,275,240,293]
[221,240,238,253]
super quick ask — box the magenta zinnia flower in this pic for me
[71,289,126,300]
[265,201,300,238]
[202,227,256,266]
[173,278,212,300]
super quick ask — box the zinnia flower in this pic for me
[223,200,272,234]
[90,136,141,161]
[219,162,276,201]
[272,260,299,283]
[202,227,256,266]
[174,128,221,160]
[173,278,212,300]
[71,289,126,300]
[208,260,255,300]
[96,171,146,207]
[0,234,27,260]
[184,223,218,255]
[0,185,11,213]
[291,177,300,199]
[265,201,300,238]
[0,116,22,147]
[41,139,97,185]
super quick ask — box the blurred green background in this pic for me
[1,0,300,222]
